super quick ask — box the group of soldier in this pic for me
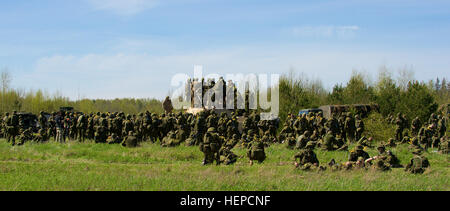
[0,108,448,174]
[277,111,447,174]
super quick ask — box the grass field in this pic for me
[0,138,448,191]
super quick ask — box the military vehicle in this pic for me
[319,104,380,119]
[17,112,38,132]
[298,108,323,116]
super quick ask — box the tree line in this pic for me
[279,66,449,123]
[0,66,448,123]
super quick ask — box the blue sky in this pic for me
[1,0,449,100]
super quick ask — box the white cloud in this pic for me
[86,0,159,16]
[290,25,360,38]
[20,44,449,101]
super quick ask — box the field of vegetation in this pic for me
[0,114,448,191]
[1,140,448,191]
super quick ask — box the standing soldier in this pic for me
[6,111,19,145]
[38,111,47,131]
[355,115,365,142]
[77,114,87,142]
[47,113,56,141]
[70,113,78,140]
[437,118,447,139]
[344,113,356,143]
[395,113,406,141]
[63,112,71,142]
[86,114,95,140]
[411,117,422,137]
[123,115,134,138]
[55,112,64,143]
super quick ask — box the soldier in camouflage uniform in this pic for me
[123,115,134,139]
[219,144,238,165]
[348,144,370,162]
[94,114,108,143]
[162,131,182,147]
[122,131,139,148]
[77,114,87,142]
[437,118,446,139]
[405,148,430,174]
[394,113,407,141]
[282,133,295,149]
[247,136,266,165]
[355,115,364,142]
[17,128,33,146]
[38,111,47,131]
[321,130,346,151]
[295,130,311,150]
[344,113,356,143]
[326,114,340,137]
[278,121,294,143]
[366,144,402,168]
[411,117,422,137]
[69,113,78,140]
[438,136,448,154]
[225,117,239,139]
[294,142,319,170]
[6,111,19,145]
[200,127,222,165]
[33,128,48,143]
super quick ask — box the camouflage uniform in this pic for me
[6,111,19,145]
[355,115,364,142]
[17,128,33,145]
[162,131,181,147]
[247,137,266,164]
[321,131,345,151]
[394,113,406,141]
[121,131,138,148]
[219,146,238,165]
[411,117,422,137]
[200,127,222,165]
[294,142,319,169]
[106,133,121,144]
[344,113,356,142]
[438,137,449,154]
[33,129,48,143]
[348,145,370,162]
[77,114,87,142]
[405,149,430,174]
[295,131,311,150]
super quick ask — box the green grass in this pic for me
[0,138,448,191]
